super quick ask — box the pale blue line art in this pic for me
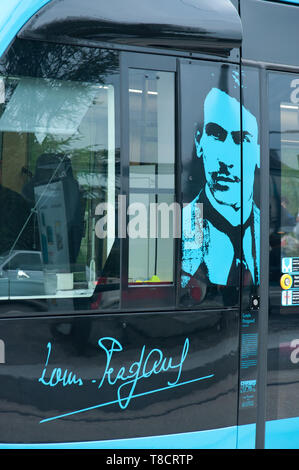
[40,373,214,424]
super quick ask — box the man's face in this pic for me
[196,88,259,212]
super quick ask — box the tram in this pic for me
[0,0,298,449]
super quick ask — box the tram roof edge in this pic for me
[18,0,242,55]
[0,0,52,58]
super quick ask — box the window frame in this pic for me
[0,39,123,312]
[119,52,179,310]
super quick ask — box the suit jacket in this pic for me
[181,189,260,287]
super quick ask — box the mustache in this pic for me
[211,172,241,184]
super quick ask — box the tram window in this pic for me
[178,62,261,308]
[269,73,299,294]
[267,72,299,426]
[0,41,121,311]
[280,101,299,244]
[128,69,175,285]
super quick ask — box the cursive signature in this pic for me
[38,337,214,423]
[39,342,84,388]
[97,337,189,409]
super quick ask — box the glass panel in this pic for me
[0,41,120,312]
[179,62,256,308]
[128,69,175,285]
[267,72,299,434]
[269,74,299,303]
[128,193,175,284]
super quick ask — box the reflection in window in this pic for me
[280,101,299,257]
[128,69,175,284]
[269,74,299,293]
[0,47,120,309]
[267,72,299,427]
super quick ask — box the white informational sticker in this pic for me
[282,257,299,274]
[282,290,292,306]
[282,257,292,273]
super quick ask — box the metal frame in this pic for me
[255,65,270,449]
[120,52,177,310]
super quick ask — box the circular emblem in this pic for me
[280,274,293,290]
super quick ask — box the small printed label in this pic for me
[280,273,293,290]
[240,380,257,409]
[282,290,299,306]
[282,257,299,274]
[281,258,299,306]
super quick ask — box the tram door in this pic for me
[118,53,243,447]
[178,59,261,448]
[265,72,299,448]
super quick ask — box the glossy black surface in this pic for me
[19,0,242,54]
[0,309,239,444]
[0,0,263,444]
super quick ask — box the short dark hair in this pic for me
[194,65,259,146]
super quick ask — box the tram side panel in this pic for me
[0,310,239,447]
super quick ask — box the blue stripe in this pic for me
[266,0,299,4]
[265,416,299,449]
[0,0,52,58]
[237,423,256,449]
[6,418,299,449]
[0,426,238,449]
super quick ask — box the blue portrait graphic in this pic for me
[181,87,260,289]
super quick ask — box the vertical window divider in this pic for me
[119,52,130,310]
[175,58,183,309]
[255,65,270,450]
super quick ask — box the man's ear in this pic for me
[194,130,203,158]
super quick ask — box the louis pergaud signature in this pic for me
[38,337,214,423]
[97,337,190,409]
